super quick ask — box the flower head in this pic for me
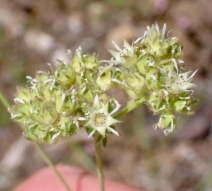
[9,71,80,144]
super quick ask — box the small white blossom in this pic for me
[85,95,120,138]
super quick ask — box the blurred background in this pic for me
[0,0,212,191]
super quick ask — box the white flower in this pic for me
[109,40,136,66]
[163,69,198,94]
[85,95,120,138]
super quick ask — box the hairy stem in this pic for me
[115,96,146,119]
[0,91,72,191]
[94,136,105,191]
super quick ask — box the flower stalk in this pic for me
[94,135,105,191]
[115,96,146,119]
[33,142,72,191]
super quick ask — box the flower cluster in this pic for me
[9,50,120,144]
[9,23,197,144]
[97,23,197,134]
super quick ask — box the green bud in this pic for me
[57,116,79,136]
[155,113,176,134]
[30,100,58,125]
[55,63,76,89]
[71,48,100,73]
[124,72,145,99]
[109,40,137,68]
[81,86,95,102]
[145,69,161,90]
[123,54,138,68]
[146,90,167,114]
[136,56,148,75]
[169,93,196,114]
[15,87,33,104]
[83,54,100,72]
[72,53,83,73]
[96,65,113,91]
[140,24,182,59]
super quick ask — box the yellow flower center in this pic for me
[94,113,106,126]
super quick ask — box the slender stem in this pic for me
[0,91,72,191]
[0,92,10,108]
[33,142,72,191]
[115,96,146,119]
[91,97,146,191]
[94,137,105,191]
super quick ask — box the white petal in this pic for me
[44,79,53,84]
[67,49,72,58]
[100,60,111,63]
[76,46,82,56]
[111,78,123,85]
[26,76,33,80]
[108,127,119,136]
[167,30,172,39]
[109,100,121,115]
[11,113,22,119]
[61,93,66,104]
[109,50,121,61]
[162,23,166,37]
[112,41,122,52]
[147,26,152,38]
[52,132,60,141]
[78,117,87,121]
[94,95,99,108]
[123,40,131,50]
[172,59,178,74]
[88,129,96,138]
[155,22,159,33]
[14,98,24,104]
[187,69,198,81]
[134,37,143,44]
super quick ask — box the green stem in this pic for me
[115,96,146,119]
[0,92,10,108]
[33,142,72,191]
[0,91,72,191]
[94,136,105,191]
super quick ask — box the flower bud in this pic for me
[71,50,100,73]
[55,63,76,89]
[146,90,167,114]
[145,69,161,90]
[124,72,145,99]
[155,113,176,134]
[96,65,113,91]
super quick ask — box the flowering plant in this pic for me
[8,23,197,191]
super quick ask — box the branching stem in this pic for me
[115,96,146,119]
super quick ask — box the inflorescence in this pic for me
[9,23,197,145]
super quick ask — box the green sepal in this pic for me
[102,136,107,148]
